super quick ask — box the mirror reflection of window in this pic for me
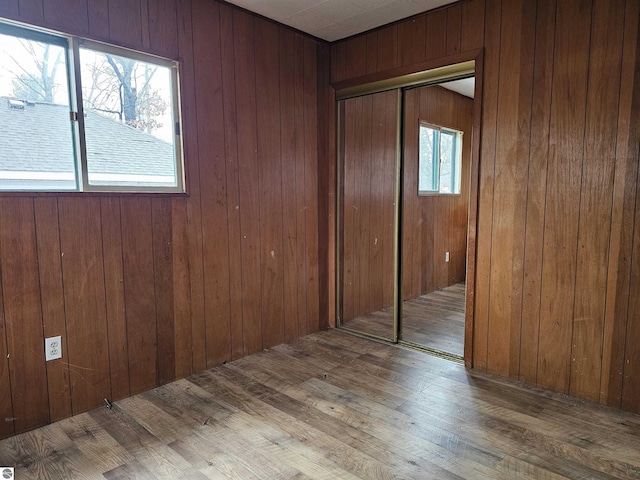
[418,122,462,195]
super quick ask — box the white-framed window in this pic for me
[0,20,184,193]
[418,122,462,195]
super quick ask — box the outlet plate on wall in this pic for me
[45,336,62,361]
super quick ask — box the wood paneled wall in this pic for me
[339,90,398,322]
[0,0,328,438]
[330,0,640,414]
[402,85,473,301]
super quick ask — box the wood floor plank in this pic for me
[0,330,639,479]
[343,282,465,356]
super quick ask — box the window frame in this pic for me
[0,19,185,194]
[417,121,463,196]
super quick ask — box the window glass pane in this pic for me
[439,130,455,193]
[0,29,76,190]
[418,124,437,192]
[79,47,177,188]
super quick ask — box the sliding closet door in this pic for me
[338,90,399,341]
[400,84,473,356]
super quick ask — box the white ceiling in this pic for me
[225,0,459,42]
[440,77,475,98]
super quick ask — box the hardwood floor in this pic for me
[342,283,465,357]
[1,329,639,479]
[402,283,465,356]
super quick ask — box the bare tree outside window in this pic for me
[0,34,169,138]
[80,50,169,135]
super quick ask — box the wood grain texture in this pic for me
[485,0,535,379]
[570,0,625,402]
[601,0,640,408]
[0,199,49,434]
[152,198,176,385]
[43,0,88,34]
[86,0,109,39]
[147,0,178,57]
[537,0,592,394]
[58,198,111,414]
[0,0,325,441]
[519,0,556,386]
[34,198,72,423]
[218,1,244,362]
[2,330,640,479]
[100,197,130,401]
[256,18,285,349]
[108,0,143,48]
[192,0,231,367]
[234,9,262,356]
[402,85,473,306]
[331,0,640,414]
[340,90,398,329]
[176,0,207,375]
[120,198,157,396]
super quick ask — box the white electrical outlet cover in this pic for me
[45,336,62,361]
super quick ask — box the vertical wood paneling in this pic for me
[0,0,329,441]
[341,91,398,322]
[192,0,231,367]
[87,0,109,39]
[330,0,640,415]
[148,0,178,57]
[519,0,556,385]
[120,199,157,395]
[622,174,640,410]
[0,0,18,17]
[401,86,473,303]
[219,2,243,362]
[170,199,192,379]
[100,197,130,401]
[601,0,640,407]
[486,0,535,378]
[368,94,386,312]
[425,10,447,60]
[17,0,42,22]
[537,0,592,393]
[461,0,485,52]
[619,0,640,412]
[365,31,378,74]
[355,95,372,316]
[295,33,309,336]
[398,14,426,66]
[332,41,346,83]
[34,198,72,423]
[570,0,625,401]
[445,3,462,56]
[234,9,262,355]
[304,36,321,333]
[377,25,399,72]
[402,89,420,300]
[256,18,285,349]
[58,198,111,414]
[280,28,299,342]
[345,34,367,80]
[381,92,398,309]
[108,0,143,48]
[473,0,501,371]
[176,0,207,373]
[152,198,175,385]
[342,98,357,323]
[0,268,13,439]
[43,0,88,34]
[0,198,49,433]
